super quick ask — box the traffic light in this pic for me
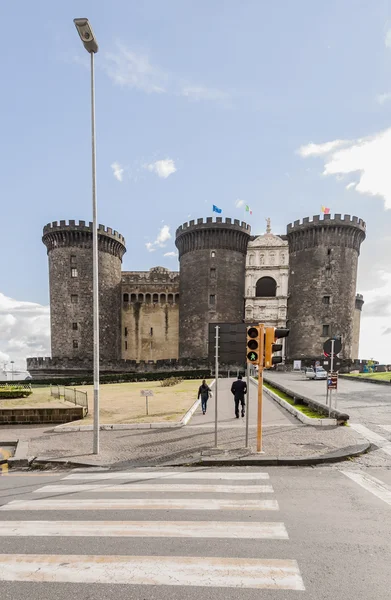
[264,327,289,369]
[247,326,260,364]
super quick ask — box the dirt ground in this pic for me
[1,380,208,424]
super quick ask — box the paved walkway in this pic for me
[190,377,296,429]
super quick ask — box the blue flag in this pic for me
[213,205,222,214]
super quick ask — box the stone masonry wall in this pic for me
[286,214,366,360]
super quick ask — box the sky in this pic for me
[1,0,391,368]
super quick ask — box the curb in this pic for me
[7,441,29,469]
[339,375,391,386]
[262,385,337,426]
[52,379,216,433]
[30,457,107,469]
[185,442,371,467]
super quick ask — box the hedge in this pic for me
[0,387,33,399]
[14,369,212,387]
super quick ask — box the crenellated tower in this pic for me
[175,217,251,359]
[42,220,126,361]
[286,214,366,360]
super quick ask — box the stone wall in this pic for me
[0,406,84,424]
[352,294,364,360]
[43,221,126,361]
[121,267,179,361]
[175,217,251,359]
[286,214,366,360]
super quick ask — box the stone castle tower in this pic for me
[286,214,366,360]
[175,217,251,358]
[42,220,126,361]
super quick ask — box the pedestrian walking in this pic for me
[231,374,247,418]
[198,380,211,415]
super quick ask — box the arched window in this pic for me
[145,293,151,304]
[175,293,179,304]
[138,294,144,302]
[130,293,137,303]
[160,293,166,303]
[256,277,277,297]
[168,293,173,304]
[153,293,158,303]
[123,293,129,303]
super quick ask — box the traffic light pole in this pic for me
[245,366,250,448]
[257,323,265,453]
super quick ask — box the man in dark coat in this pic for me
[231,375,247,418]
[198,380,211,415]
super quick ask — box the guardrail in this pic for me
[50,385,88,414]
[339,374,391,386]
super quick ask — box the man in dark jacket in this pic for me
[198,380,211,415]
[231,375,247,418]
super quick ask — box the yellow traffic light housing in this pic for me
[264,327,289,369]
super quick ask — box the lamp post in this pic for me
[73,18,100,454]
[10,361,14,381]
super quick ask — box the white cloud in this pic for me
[346,182,356,190]
[235,199,244,208]
[104,45,167,93]
[360,271,391,363]
[0,292,50,371]
[181,85,230,103]
[297,127,391,209]
[377,92,391,105]
[164,251,178,258]
[111,162,124,182]
[145,225,172,252]
[297,139,348,157]
[102,45,229,105]
[386,29,391,48]
[145,158,177,179]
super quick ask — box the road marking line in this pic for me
[0,498,279,511]
[0,554,304,589]
[341,471,391,506]
[349,423,391,456]
[0,520,289,539]
[33,483,274,494]
[63,471,270,481]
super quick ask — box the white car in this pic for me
[305,367,328,380]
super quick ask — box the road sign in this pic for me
[327,372,338,390]
[140,390,154,416]
[323,337,342,356]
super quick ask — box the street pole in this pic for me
[329,339,335,417]
[214,325,219,448]
[10,361,14,381]
[245,366,250,448]
[257,323,265,453]
[74,19,100,455]
[90,51,100,455]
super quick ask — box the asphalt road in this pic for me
[0,465,390,599]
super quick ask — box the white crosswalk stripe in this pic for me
[0,469,305,592]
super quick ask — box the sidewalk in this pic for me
[0,378,369,468]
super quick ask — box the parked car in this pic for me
[305,367,328,380]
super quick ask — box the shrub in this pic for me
[19,370,211,387]
[0,385,33,399]
[160,377,184,387]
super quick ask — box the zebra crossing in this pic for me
[0,468,305,593]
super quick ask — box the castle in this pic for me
[27,213,366,377]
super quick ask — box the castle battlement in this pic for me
[176,217,250,236]
[287,213,366,233]
[43,220,126,243]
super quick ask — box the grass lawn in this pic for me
[263,381,326,419]
[0,380,208,424]
[344,372,391,381]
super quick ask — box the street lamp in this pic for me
[74,18,100,455]
[10,361,14,381]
